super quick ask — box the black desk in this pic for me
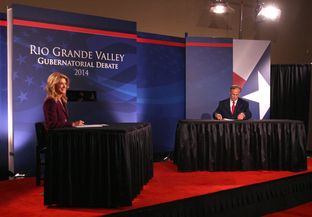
[44,123,153,207]
[174,120,307,172]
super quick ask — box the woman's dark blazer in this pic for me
[43,97,72,129]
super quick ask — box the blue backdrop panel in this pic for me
[11,5,137,174]
[0,13,8,178]
[137,32,185,154]
[186,37,233,119]
[12,4,136,34]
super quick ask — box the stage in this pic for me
[0,158,312,217]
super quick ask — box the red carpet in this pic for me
[263,201,312,217]
[0,158,312,217]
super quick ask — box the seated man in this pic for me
[213,85,252,120]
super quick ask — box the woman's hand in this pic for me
[72,120,85,127]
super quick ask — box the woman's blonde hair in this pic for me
[45,72,70,103]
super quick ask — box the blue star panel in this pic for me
[0,13,8,177]
[11,5,137,173]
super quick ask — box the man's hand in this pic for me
[237,113,245,120]
[215,113,223,120]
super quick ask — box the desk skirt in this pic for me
[174,120,307,172]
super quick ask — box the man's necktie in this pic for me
[231,101,235,114]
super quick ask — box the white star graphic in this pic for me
[17,55,27,64]
[242,71,270,119]
[40,81,46,90]
[25,76,34,86]
[18,91,28,102]
[13,71,19,80]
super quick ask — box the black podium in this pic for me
[174,120,307,172]
[44,123,153,207]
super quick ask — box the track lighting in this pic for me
[210,0,229,14]
[256,1,281,21]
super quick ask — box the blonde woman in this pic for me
[43,72,84,129]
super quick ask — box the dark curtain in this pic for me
[270,64,311,131]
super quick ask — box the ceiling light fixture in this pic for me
[256,1,281,21]
[210,0,229,14]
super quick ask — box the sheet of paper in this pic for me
[75,124,109,128]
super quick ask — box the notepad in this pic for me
[75,124,109,128]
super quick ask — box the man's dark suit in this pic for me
[213,98,252,120]
[43,97,72,129]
